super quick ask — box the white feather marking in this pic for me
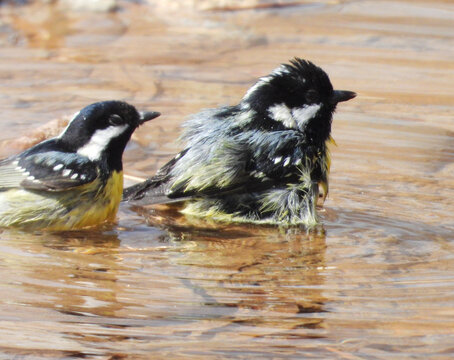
[80,174,87,180]
[291,104,322,129]
[70,173,78,180]
[57,111,81,139]
[23,171,30,177]
[294,158,302,166]
[53,164,64,171]
[77,124,128,161]
[270,65,289,77]
[274,156,282,164]
[12,160,18,166]
[242,65,289,101]
[240,102,250,110]
[243,75,273,100]
[45,158,55,166]
[27,175,35,181]
[243,82,263,100]
[15,166,23,171]
[235,109,255,126]
[283,157,291,167]
[251,170,265,178]
[62,169,71,177]
[268,103,297,128]
[70,111,80,122]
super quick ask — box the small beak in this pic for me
[139,111,161,124]
[330,90,357,105]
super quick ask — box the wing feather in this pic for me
[123,124,310,205]
[0,151,98,192]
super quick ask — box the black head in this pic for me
[242,58,356,142]
[58,101,160,170]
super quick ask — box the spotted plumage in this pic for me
[124,58,356,226]
[0,100,160,230]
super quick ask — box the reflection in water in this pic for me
[0,0,453,358]
[160,218,328,330]
[0,220,329,357]
[0,229,122,317]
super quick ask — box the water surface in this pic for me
[0,0,453,358]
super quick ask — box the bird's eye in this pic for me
[108,114,123,126]
[305,89,320,103]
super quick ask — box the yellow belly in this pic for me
[318,136,334,203]
[65,171,124,230]
[0,171,124,231]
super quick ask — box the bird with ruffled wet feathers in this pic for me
[124,58,356,226]
[0,100,160,231]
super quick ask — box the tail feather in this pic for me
[123,150,188,204]
[123,179,164,202]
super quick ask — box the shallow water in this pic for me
[0,0,453,358]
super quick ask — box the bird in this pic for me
[124,58,356,226]
[0,100,160,231]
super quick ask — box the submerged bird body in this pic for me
[0,101,159,231]
[0,168,123,230]
[125,59,355,226]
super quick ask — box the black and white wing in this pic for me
[123,130,310,204]
[0,151,99,192]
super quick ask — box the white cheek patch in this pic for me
[268,103,297,128]
[292,104,322,129]
[77,125,128,161]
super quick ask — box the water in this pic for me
[0,0,453,358]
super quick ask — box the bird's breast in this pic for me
[70,170,123,228]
